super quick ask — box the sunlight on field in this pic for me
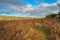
[0,16,60,40]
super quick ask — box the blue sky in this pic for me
[22,0,57,5]
[0,0,59,17]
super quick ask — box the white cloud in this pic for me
[0,0,59,17]
[8,2,59,13]
[7,4,34,13]
[57,0,60,3]
[8,4,21,12]
[20,4,33,12]
[40,3,49,7]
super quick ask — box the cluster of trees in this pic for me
[46,3,60,19]
[46,12,60,18]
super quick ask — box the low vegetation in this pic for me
[46,12,60,19]
[0,15,60,40]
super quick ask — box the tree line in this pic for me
[46,3,60,19]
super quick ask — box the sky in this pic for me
[0,0,60,17]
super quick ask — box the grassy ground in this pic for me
[0,16,60,40]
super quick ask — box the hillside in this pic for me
[0,16,60,40]
[42,18,60,40]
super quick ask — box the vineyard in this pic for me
[0,16,60,40]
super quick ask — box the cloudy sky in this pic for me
[0,0,60,17]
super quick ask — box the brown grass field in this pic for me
[0,16,60,40]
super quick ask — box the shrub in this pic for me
[58,12,60,19]
[46,14,57,18]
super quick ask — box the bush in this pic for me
[46,14,57,18]
[58,12,60,19]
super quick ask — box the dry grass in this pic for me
[0,16,60,40]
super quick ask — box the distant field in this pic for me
[0,16,42,20]
[0,16,60,40]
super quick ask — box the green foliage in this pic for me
[58,12,60,18]
[46,3,60,18]
[46,12,60,19]
[46,14,57,18]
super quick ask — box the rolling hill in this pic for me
[0,16,60,40]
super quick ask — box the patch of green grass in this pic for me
[34,25,46,35]
[34,19,47,35]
